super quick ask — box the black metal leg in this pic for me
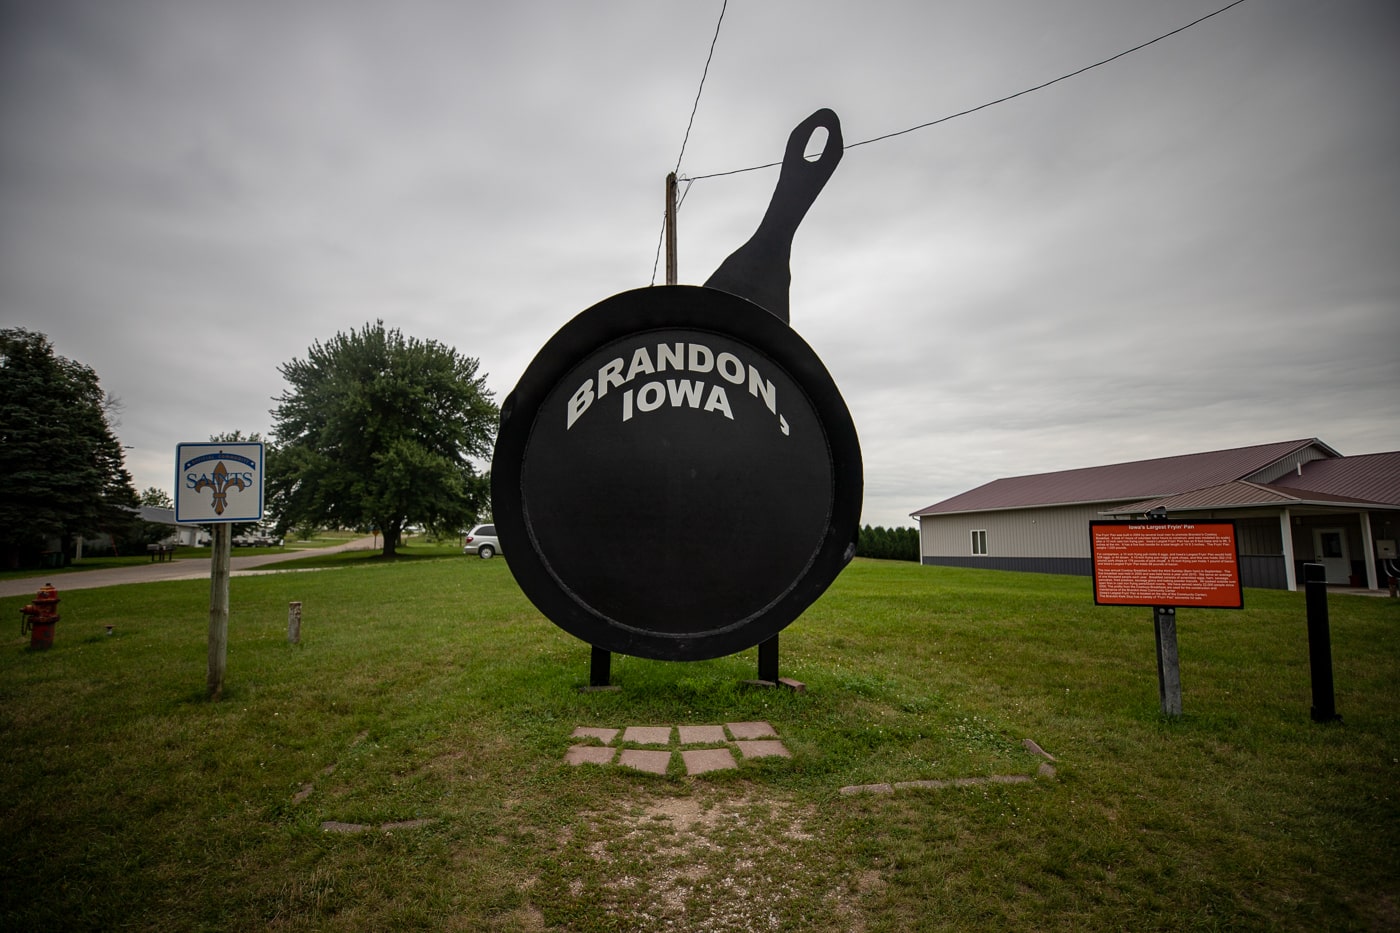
[758,635,779,683]
[590,645,611,688]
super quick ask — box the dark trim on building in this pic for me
[1240,555,1288,590]
[920,556,1092,576]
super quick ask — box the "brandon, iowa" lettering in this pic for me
[567,342,788,435]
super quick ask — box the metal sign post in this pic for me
[175,442,265,700]
[1152,606,1182,717]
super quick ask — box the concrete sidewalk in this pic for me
[0,536,380,597]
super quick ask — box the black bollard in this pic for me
[1303,563,1341,723]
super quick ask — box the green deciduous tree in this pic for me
[0,328,139,568]
[133,486,177,549]
[139,487,173,509]
[269,322,497,557]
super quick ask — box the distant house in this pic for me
[137,506,203,547]
[911,439,1400,591]
[75,506,203,559]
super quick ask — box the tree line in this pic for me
[856,524,920,562]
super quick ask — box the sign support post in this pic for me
[208,523,231,699]
[1152,606,1182,717]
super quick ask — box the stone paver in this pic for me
[566,745,617,766]
[622,726,673,746]
[563,721,794,776]
[895,779,950,791]
[682,748,737,774]
[382,819,436,831]
[618,749,672,774]
[677,725,727,744]
[735,740,790,760]
[726,721,777,740]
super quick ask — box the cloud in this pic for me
[2,0,1396,530]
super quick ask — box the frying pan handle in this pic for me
[704,109,843,324]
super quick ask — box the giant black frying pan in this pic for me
[491,109,861,662]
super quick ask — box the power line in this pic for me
[652,0,728,285]
[684,0,1249,182]
[674,0,728,177]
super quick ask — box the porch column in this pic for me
[1360,511,1379,590]
[1279,508,1297,591]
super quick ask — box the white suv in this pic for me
[463,524,501,559]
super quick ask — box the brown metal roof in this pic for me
[1102,480,1396,516]
[912,439,1326,516]
[1272,450,1400,506]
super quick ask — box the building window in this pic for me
[971,529,988,556]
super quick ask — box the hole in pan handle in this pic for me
[704,109,844,324]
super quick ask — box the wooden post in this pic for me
[207,523,231,699]
[288,601,303,645]
[1153,606,1182,717]
[665,172,678,286]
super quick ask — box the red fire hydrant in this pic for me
[19,584,60,650]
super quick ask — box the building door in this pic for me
[1312,527,1351,584]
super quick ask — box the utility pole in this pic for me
[665,172,678,285]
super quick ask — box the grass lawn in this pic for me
[1,556,1396,931]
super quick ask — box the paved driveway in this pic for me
[0,536,380,598]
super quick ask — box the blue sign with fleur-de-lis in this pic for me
[174,442,265,523]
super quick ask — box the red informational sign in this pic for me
[1090,520,1243,609]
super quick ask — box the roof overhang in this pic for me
[914,498,1164,520]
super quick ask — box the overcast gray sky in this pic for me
[2,0,1397,529]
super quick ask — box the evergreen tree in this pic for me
[0,329,139,567]
[856,524,920,561]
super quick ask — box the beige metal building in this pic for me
[912,439,1400,591]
